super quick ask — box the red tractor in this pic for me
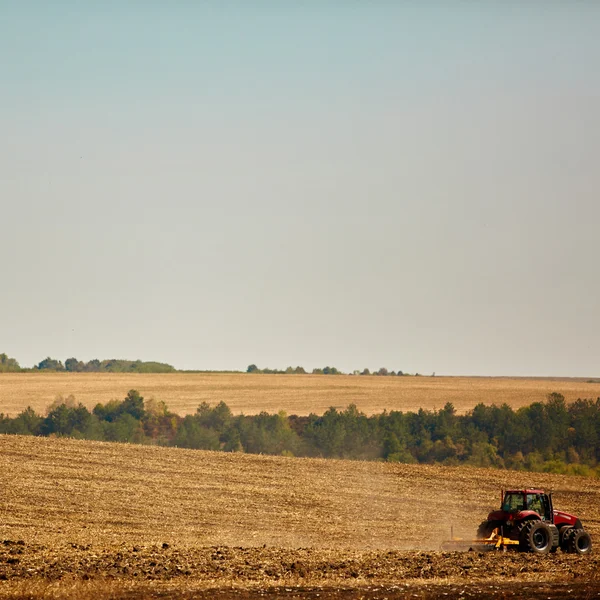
[476,488,592,554]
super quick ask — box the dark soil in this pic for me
[1,540,599,599]
[136,582,600,599]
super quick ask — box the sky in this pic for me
[1,2,599,376]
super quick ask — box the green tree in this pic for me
[0,353,21,372]
[121,389,146,420]
[93,399,122,422]
[173,416,220,450]
[36,357,65,371]
[545,392,570,452]
[322,366,340,375]
[40,402,93,436]
[3,407,42,435]
[104,413,145,443]
[196,401,232,434]
[93,390,145,423]
[84,359,101,372]
[65,357,84,372]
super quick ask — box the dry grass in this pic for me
[1,372,598,417]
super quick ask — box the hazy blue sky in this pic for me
[2,3,599,375]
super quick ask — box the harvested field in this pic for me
[1,435,599,598]
[1,372,598,418]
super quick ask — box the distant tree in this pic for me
[247,364,259,373]
[121,389,145,420]
[196,401,232,433]
[361,368,370,376]
[173,416,220,450]
[132,361,176,373]
[93,389,145,423]
[65,357,85,372]
[322,366,340,375]
[397,371,404,376]
[40,401,93,437]
[104,413,145,443]
[36,357,65,371]
[142,397,179,442]
[312,368,324,375]
[93,399,122,422]
[294,366,306,374]
[84,359,101,372]
[544,393,570,453]
[0,353,21,372]
[377,367,389,376]
[222,427,243,452]
[3,407,42,435]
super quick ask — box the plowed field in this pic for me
[1,435,599,598]
[1,372,598,417]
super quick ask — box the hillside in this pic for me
[2,435,599,549]
[2,435,600,599]
[1,372,598,418]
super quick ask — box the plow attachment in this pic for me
[441,529,520,552]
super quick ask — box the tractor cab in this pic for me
[501,490,553,522]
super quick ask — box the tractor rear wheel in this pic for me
[566,529,592,555]
[519,520,552,554]
[559,526,574,552]
[476,520,502,539]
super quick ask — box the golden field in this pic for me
[1,435,600,600]
[1,435,600,599]
[2,434,600,550]
[0,372,599,417]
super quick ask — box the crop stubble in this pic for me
[1,435,600,598]
[0,372,598,417]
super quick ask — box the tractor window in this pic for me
[526,494,544,517]
[502,493,525,512]
[540,495,552,521]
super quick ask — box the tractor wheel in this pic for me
[566,529,592,555]
[559,526,574,552]
[476,520,501,539]
[519,520,552,554]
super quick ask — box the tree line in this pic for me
[2,352,417,376]
[0,353,175,373]
[1,391,599,477]
[246,364,410,376]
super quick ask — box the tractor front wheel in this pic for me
[566,529,592,555]
[519,520,552,554]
